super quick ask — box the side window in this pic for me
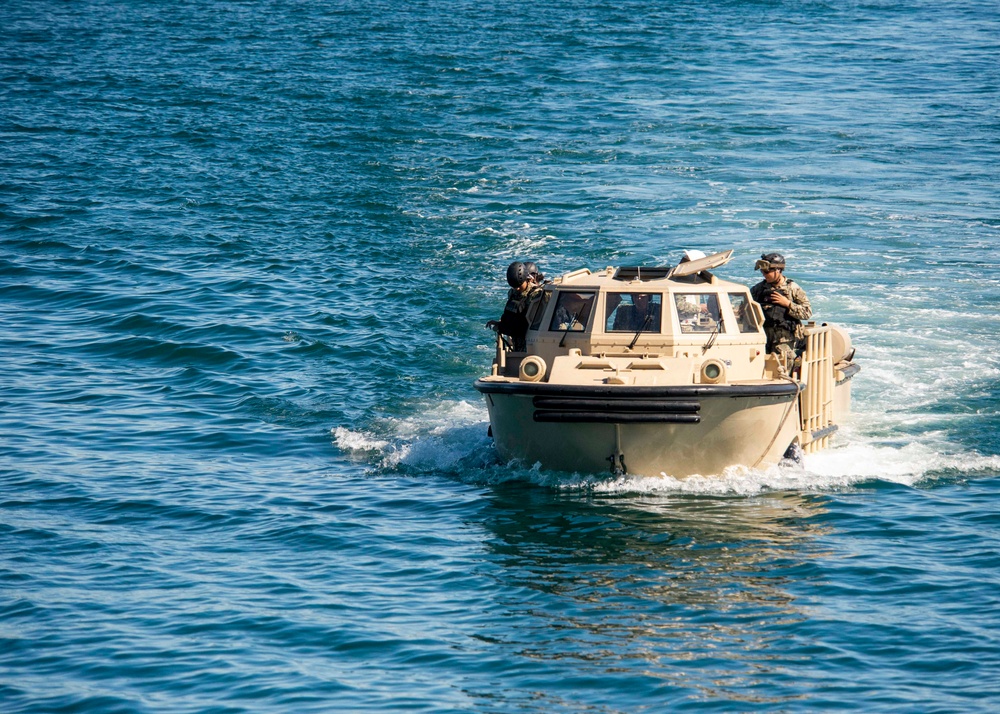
[548,292,595,332]
[729,293,759,333]
[675,293,723,334]
[528,290,552,331]
[605,293,662,333]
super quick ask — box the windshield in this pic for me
[548,291,595,332]
[605,293,662,333]
[675,293,723,334]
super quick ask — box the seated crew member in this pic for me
[750,252,812,361]
[674,294,719,332]
[554,293,592,331]
[675,296,702,321]
[611,293,661,332]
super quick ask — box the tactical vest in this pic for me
[756,279,806,349]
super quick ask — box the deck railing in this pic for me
[798,324,835,453]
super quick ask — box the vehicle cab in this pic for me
[488,250,785,387]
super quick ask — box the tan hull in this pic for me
[482,388,801,478]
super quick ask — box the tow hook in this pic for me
[608,452,627,476]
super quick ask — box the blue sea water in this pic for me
[3,0,1000,711]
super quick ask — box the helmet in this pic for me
[506,261,529,288]
[681,249,707,263]
[754,252,786,271]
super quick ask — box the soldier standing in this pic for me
[751,253,812,362]
[496,261,543,351]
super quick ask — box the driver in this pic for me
[612,293,661,332]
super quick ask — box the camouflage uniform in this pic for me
[675,298,701,320]
[612,302,661,332]
[751,276,812,361]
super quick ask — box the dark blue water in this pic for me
[3,1,1000,711]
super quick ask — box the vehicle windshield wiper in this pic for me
[702,318,722,352]
[628,313,652,350]
[558,312,581,347]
